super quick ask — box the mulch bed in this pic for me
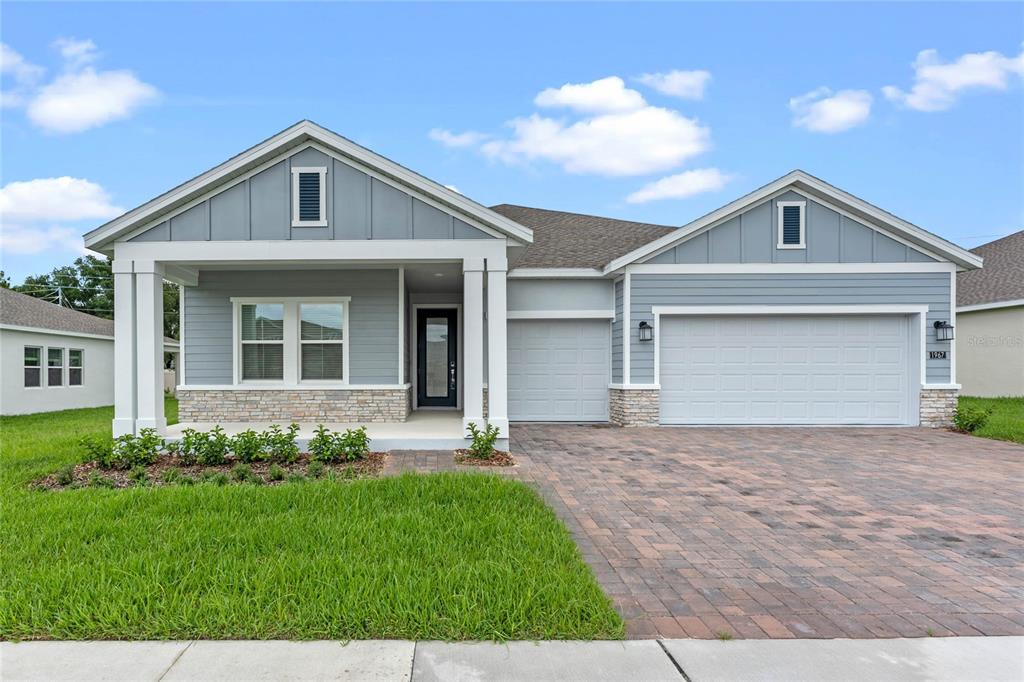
[454,449,516,467]
[35,452,388,490]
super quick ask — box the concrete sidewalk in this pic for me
[2,637,1022,681]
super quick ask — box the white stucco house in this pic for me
[82,121,982,448]
[0,288,179,416]
[956,231,1023,397]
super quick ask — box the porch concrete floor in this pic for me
[165,411,470,450]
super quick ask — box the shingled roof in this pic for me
[491,204,676,269]
[0,288,115,337]
[957,230,1024,307]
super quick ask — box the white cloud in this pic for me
[2,39,158,133]
[0,177,123,222]
[534,76,646,114]
[429,128,488,148]
[482,106,710,177]
[789,87,873,133]
[444,184,461,194]
[636,69,711,100]
[626,168,733,204]
[883,47,1024,112]
[0,177,122,256]
[28,68,159,133]
[0,43,45,107]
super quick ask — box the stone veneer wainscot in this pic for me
[919,388,958,428]
[609,388,659,427]
[177,388,411,423]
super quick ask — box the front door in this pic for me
[416,309,458,407]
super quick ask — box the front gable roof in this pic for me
[84,120,533,253]
[603,170,983,273]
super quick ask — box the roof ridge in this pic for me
[490,203,677,231]
[971,229,1024,253]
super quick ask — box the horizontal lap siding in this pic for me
[629,273,951,384]
[612,279,623,383]
[184,269,399,385]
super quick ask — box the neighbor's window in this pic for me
[300,303,344,381]
[24,347,42,387]
[69,349,84,386]
[777,201,806,248]
[291,167,328,227]
[240,303,285,380]
[47,348,64,387]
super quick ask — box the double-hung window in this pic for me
[24,347,42,387]
[300,303,345,381]
[69,349,84,386]
[240,303,285,381]
[47,348,64,387]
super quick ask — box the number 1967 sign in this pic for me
[929,351,948,360]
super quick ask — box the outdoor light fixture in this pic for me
[933,320,955,342]
[639,320,654,342]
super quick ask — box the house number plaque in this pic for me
[928,351,948,359]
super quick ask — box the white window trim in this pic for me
[231,297,350,387]
[68,348,85,387]
[777,201,806,249]
[46,346,65,388]
[24,346,43,389]
[291,166,328,228]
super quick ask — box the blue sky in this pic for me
[2,2,1022,282]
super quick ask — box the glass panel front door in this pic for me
[417,309,457,407]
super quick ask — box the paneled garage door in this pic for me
[659,315,912,425]
[508,320,610,421]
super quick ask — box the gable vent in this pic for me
[777,201,805,248]
[298,173,321,222]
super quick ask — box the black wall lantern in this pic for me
[638,320,654,342]
[933,320,955,342]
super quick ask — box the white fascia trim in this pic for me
[507,309,614,320]
[608,383,660,390]
[957,298,1024,313]
[603,170,982,273]
[230,296,352,303]
[507,268,606,279]
[178,383,412,391]
[627,262,957,274]
[921,383,962,390]
[290,166,328,227]
[776,200,806,249]
[86,121,533,249]
[651,304,930,316]
[114,239,507,263]
[0,324,114,341]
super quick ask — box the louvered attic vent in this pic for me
[777,201,805,248]
[291,167,327,227]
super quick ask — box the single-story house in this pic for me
[956,230,1023,397]
[83,120,981,448]
[0,288,180,415]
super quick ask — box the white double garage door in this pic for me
[507,314,915,425]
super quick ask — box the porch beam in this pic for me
[486,257,509,435]
[113,239,507,263]
[462,258,485,433]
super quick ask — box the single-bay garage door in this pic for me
[508,319,610,421]
[659,315,912,425]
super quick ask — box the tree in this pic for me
[0,271,10,288]
[10,255,179,339]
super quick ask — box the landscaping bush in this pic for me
[55,465,75,487]
[953,404,990,433]
[307,461,325,478]
[339,426,370,460]
[310,425,371,463]
[466,422,501,459]
[177,428,203,466]
[267,464,285,481]
[265,423,300,463]
[231,429,265,463]
[112,428,163,469]
[80,435,115,468]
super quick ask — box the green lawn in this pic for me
[958,396,1024,445]
[0,401,622,641]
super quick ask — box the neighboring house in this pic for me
[0,288,180,416]
[82,120,981,447]
[956,231,1024,397]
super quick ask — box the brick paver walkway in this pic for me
[387,426,1024,639]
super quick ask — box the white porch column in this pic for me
[134,260,166,433]
[463,257,485,432]
[486,257,509,435]
[112,260,136,436]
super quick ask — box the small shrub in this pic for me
[80,435,116,468]
[309,424,336,462]
[309,425,369,463]
[163,440,181,457]
[197,426,231,466]
[230,463,253,482]
[231,429,265,463]
[465,422,501,459]
[265,423,300,463]
[953,405,990,433]
[88,471,115,489]
[128,466,149,486]
[178,428,202,465]
[112,428,162,469]
[55,465,75,486]
[307,460,325,479]
[267,464,285,481]
[339,426,370,461]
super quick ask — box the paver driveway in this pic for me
[390,427,1024,639]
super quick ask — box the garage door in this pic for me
[508,319,610,421]
[659,315,912,425]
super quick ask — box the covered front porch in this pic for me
[112,239,513,450]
